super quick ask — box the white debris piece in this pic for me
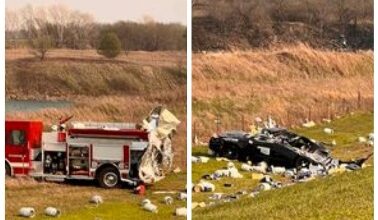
[44,207,61,217]
[368,133,374,141]
[309,164,326,176]
[241,163,253,171]
[253,162,268,173]
[228,166,243,178]
[322,118,332,123]
[194,180,215,192]
[241,162,267,173]
[271,166,286,174]
[175,207,187,216]
[358,136,367,143]
[141,199,151,205]
[213,162,243,178]
[284,169,296,178]
[164,196,173,205]
[209,193,223,200]
[215,157,230,162]
[18,207,36,218]
[258,182,272,191]
[331,140,337,146]
[141,199,158,213]
[173,167,181,173]
[178,192,187,200]
[192,156,210,163]
[248,191,259,198]
[214,169,230,177]
[255,117,263,123]
[302,121,316,128]
[192,202,206,209]
[90,195,103,205]
[366,133,374,146]
[199,156,210,163]
[191,156,199,163]
[323,128,334,134]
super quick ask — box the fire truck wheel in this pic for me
[97,167,120,188]
[5,163,11,177]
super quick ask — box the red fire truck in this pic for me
[5,119,150,188]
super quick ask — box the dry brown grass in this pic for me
[6,49,186,100]
[193,44,373,139]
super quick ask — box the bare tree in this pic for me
[31,35,52,61]
[48,4,70,47]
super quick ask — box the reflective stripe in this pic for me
[8,154,25,158]
[10,162,30,168]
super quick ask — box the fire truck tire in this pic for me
[5,163,11,177]
[97,167,120,189]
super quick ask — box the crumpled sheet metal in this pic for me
[139,107,180,184]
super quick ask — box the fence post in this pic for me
[308,106,312,121]
[357,90,361,109]
[241,115,245,131]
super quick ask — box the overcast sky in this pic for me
[6,0,187,25]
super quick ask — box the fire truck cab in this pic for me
[5,120,149,188]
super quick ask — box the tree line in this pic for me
[6,4,186,52]
[193,0,373,50]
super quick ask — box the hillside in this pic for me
[6,49,186,100]
[192,44,373,139]
[192,0,373,51]
[5,49,187,168]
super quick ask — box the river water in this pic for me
[5,100,72,113]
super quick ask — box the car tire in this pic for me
[97,167,120,189]
[295,157,311,169]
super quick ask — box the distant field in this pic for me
[6,49,186,68]
[193,44,373,139]
[6,173,187,220]
[192,112,373,219]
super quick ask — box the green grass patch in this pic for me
[6,173,187,220]
[192,112,373,219]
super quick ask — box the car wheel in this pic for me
[97,167,120,188]
[295,157,311,169]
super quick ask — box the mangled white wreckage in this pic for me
[139,107,181,184]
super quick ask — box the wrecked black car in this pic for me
[209,128,335,169]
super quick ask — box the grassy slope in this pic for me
[6,173,186,220]
[192,45,373,139]
[192,112,373,220]
[6,49,186,99]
